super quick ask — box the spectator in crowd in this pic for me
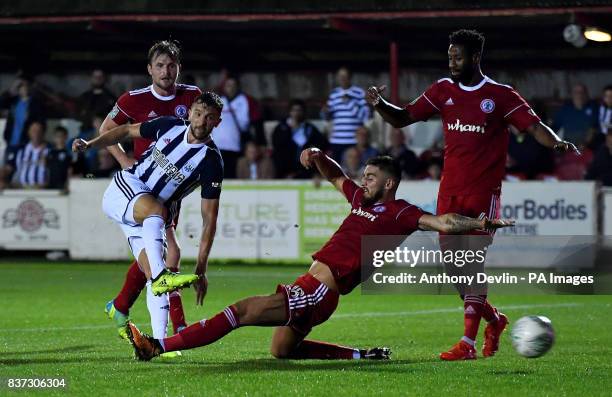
[341,146,363,180]
[46,126,73,190]
[598,85,612,135]
[586,132,612,186]
[354,126,379,166]
[552,83,598,147]
[89,148,120,178]
[10,121,49,188]
[236,141,275,179]
[1,76,45,169]
[323,66,370,162]
[424,158,442,181]
[507,130,555,180]
[213,74,251,178]
[383,128,420,179]
[71,113,105,175]
[76,69,116,128]
[272,99,328,179]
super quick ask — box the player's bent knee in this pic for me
[270,343,291,359]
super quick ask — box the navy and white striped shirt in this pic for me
[123,116,223,207]
[599,104,612,134]
[15,142,49,187]
[326,86,370,144]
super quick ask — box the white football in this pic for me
[511,315,555,358]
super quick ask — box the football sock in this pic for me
[142,215,166,279]
[114,261,147,314]
[463,295,485,343]
[482,299,500,323]
[287,340,359,360]
[168,290,187,333]
[146,281,169,340]
[162,306,239,352]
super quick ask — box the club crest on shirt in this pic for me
[373,205,386,213]
[175,105,188,118]
[480,99,495,113]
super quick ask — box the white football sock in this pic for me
[142,215,166,279]
[146,281,169,340]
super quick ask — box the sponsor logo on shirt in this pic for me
[445,98,454,106]
[352,207,378,222]
[148,110,158,118]
[480,99,495,113]
[447,119,486,134]
[150,147,186,184]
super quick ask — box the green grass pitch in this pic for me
[1,261,611,396]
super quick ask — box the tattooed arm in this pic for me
[418,213,514,234]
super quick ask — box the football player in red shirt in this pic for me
[367,29,578,360]
[100,40,202,348]
[126,149,513,361]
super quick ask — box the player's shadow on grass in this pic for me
[143,357,439,373]
[3,344,97,356]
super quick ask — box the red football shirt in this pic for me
[109,84,202,159]
[312,180,428,295]
[405,76,541,196]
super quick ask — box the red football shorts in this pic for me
[276,273,339,336]
[436,190,501,236]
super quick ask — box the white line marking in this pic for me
[0,303,581,332]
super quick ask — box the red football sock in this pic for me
[481,299,499,323]
[462,295,485,344]
[287,340,358,360]
[114,261,147,314]
[169,291,187,333]
[162,306,239,352]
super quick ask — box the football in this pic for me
[511,315,555,358]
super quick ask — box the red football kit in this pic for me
[405,76,540,223]
[109,84,201,159]
[312,179,427,295]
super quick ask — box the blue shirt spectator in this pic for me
[552,83,598,147]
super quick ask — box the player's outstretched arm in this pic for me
[72,123,141,153]
[524,121,580,155]
[418,213,515,234]
[99,116,137,169]
[366,85,414,128]
[300,147,348,192]
[194,198,219,305]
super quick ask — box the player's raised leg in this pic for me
[131,194,198,294]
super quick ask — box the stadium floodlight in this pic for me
[563,24,587,48]
[584,27,611,42]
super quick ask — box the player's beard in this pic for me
[450,62,475,85]
[361,188,384,207]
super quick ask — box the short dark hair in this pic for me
[289,99,306,110]
[54,126,68,135]
[148,40,181,64]
[449,29,485,57]
[194,91,224,112]
[366,156,401,182]
[604,84,612,92]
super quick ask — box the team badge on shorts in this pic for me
[373,205,386,213]
[480,99,495,113]
[290,285,305,298]
[175,105,188,118]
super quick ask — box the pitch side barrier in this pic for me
[0,180,609,264]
